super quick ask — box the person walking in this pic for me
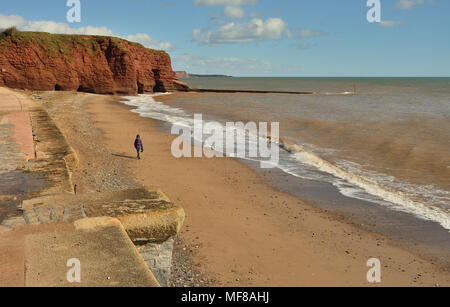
[134,135,144,160]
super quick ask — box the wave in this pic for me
[121,94,450,232]
[277,140,450,231]
[314,91,355,96]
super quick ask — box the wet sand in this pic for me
[244,159,450,268]
[80,93,449,286]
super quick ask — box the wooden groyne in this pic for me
[189,88,314,95]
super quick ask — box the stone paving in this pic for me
[1,188,184,287]
[0,217,160,287]
[137,238,175,287]
[0,93,45,223]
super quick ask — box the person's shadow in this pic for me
[112,153,136,159]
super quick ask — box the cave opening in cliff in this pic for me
[77,85,94,93]
[54,84,62,91]
[137,82,144,94]
[152,69,166,93]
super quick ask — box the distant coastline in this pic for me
[175,71,233,78]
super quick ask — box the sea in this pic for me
[122,77,450,263]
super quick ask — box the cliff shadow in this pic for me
[77,85,95,94]
[152,70,166,93]
[137,82,144,94]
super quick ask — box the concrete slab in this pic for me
[0,223,74,287]
[25,217,159,287]
[20,188,185,242]
[0,231,25,286]
[0,218,159,287]
[8,111,35,161]
[0,87,35,112]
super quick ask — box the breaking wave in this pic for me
[122,94,450,231]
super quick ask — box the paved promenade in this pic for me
[0,217,159,287]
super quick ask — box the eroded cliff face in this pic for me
[0,29,189,95]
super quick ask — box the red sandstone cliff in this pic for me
[0,29,189,95]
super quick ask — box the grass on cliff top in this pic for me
[0,27,168,58]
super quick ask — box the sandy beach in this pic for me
[25,91,449,287]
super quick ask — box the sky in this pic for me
[0,0,449,77]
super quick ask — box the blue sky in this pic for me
[0,0,449,76]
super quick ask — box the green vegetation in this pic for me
[0,28,167,58]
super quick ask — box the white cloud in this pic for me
[380,20,403,27]
[173,54,271,75]
[396,0,425,9]
[0,14,174,51]
[192,17,291,44]
[224,6,245,19]
[194,0,258,6]
[126,33,175,50]
[299,29,326,38]
[0,14,114,36]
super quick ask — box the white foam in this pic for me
[122,93,192,126]
[121,94,450,231]
[315,91,355,96]
[290,145,450,231]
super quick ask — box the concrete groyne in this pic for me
[189,88,314,95]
